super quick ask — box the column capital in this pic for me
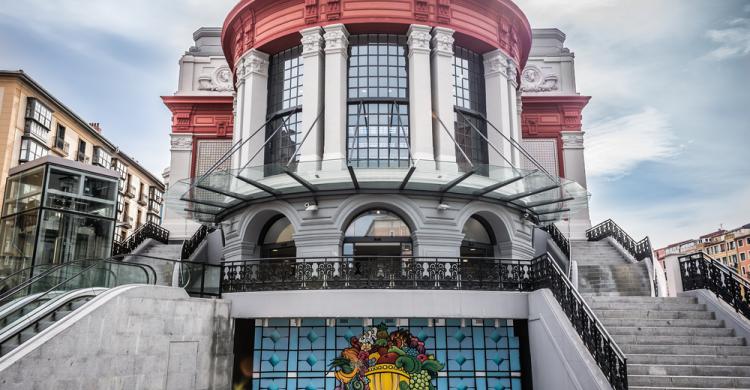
[170,134,193,152]
[237,49,269,81]
[431,27,455,57]
[300,26,324,57]
[560,131,585,149]
[483,49,511,78]
[407,24,432,55]
[323,23,349,56]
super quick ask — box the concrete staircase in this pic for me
[123,241,183,286]
[587,295,750,389]
[573,239,651,296]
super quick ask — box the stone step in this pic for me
[613,335,745,346]
[589,302,706,311]
[582,291,650,297]
[621,344,750,356]
[607,326,734,337]
[595,309,714,320]
[584,296,696,304]
[629,363,750,377]
[628,354,750,366]
[628,374,750,388]
[600,318,724,328]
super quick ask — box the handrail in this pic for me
[0,259,99,304]
[115,253,221,297]
[181,225,214,260]
[112,221,170,256]
[586,219,653,261]
[541,223,570,259]
[679,251,750,319]
[538,253,628,389]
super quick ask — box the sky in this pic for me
[0,0,748,247]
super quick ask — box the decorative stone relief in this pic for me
[407,26,431,54]
[237,50,269,80]
[520,66,560,93]
[198,66,233,92]
[431,29,455,55]
[301,28,324,55]
[170,135,193,151]
[323,25,349,54]
[483,50,509,78]
[561,131,585,149]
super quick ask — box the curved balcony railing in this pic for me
[220,254,627,389]
[680,252,750,319]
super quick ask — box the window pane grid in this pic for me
[266,46,304,171]
[347,34,410,168]
[453,47,488,171]
[264,111,302,175]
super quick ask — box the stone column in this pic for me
[507,64,522,166]
[430,27,456,170]
[561,130,591,238]
[163,134,199,239]
[407,24,434,163]
[299,27,325,171]
[483,50,513,167]
[235,49,269,169]
[322,24,349,168]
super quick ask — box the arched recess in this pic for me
[237,202,301,258]
[460,215,496,258]
[342,209,413,257]
[258,215,296,258]
[456,204,515,257]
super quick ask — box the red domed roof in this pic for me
[222,0,531,73]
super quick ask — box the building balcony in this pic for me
[125,185,136,198]
[120,216,133,229]
[52,140,70,157]
[221,256,543,293]
[137,195,148,206]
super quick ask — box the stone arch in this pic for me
[456,202,518,257]
[331,194,425,235]
[236,201,302,258]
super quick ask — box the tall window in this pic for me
[347,34,410,168]
[76,139,87,162]
[265,46,303,174]
[453,46,488,172]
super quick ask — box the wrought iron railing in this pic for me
[111,222,170,256]
[680,252,750,319]
[222,256,539,292]
[542,223,570,259]
[181,225,214,260]
[586,219,653,261]
[220,253,628,389]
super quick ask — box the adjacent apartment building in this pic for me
[656,223,750,277]
[0,70,165,242]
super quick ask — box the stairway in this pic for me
[587,295,750,389]
[572,239,651,296]
[123,241,183,286]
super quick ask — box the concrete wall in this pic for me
[0,285,233,390]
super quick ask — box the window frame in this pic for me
[264,46,304,174]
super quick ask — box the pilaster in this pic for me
[430,27,456,170]
[322,24,349,167]
[483,49,513,167]
[299,27,325,170]
[235,49,269,169]
[407,24,434,162]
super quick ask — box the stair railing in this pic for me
[586,219,658,296]
[541,223,570,259]
[112,222,170,256]
[535,253,628,390]
[679,251,750,319]
[181,225,215,260]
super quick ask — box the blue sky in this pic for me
[1,0,748,247]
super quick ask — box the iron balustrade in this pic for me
[111,222,170,256]
[219,253,628,389]
[542,223,570,259]
[181,224,214,260]
[680,252,750,319]
[586,219,653,261]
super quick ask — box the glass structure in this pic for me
[347,34,410,168]
[265,46,304,175]
[233,318,529,390]
[0,161,118,276]
[343,209,412,257]
[453,47,488,172]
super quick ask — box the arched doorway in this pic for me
[461,215,495,258]
[342,209,412,257]
[258,215,296,258]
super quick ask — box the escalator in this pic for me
[0,258,156,358]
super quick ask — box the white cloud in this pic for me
[584,107,678,179]
[704,18,750,60]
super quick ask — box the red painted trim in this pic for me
[221,0,532,77]
[521,95,590,178]
[162,95,234,178]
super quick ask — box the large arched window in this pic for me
[259,215,296,258]
[453,46,488,173]
[347,35,410,168]
[461,215,495,257]
[265,46,303,175]
[343,209,412,257]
